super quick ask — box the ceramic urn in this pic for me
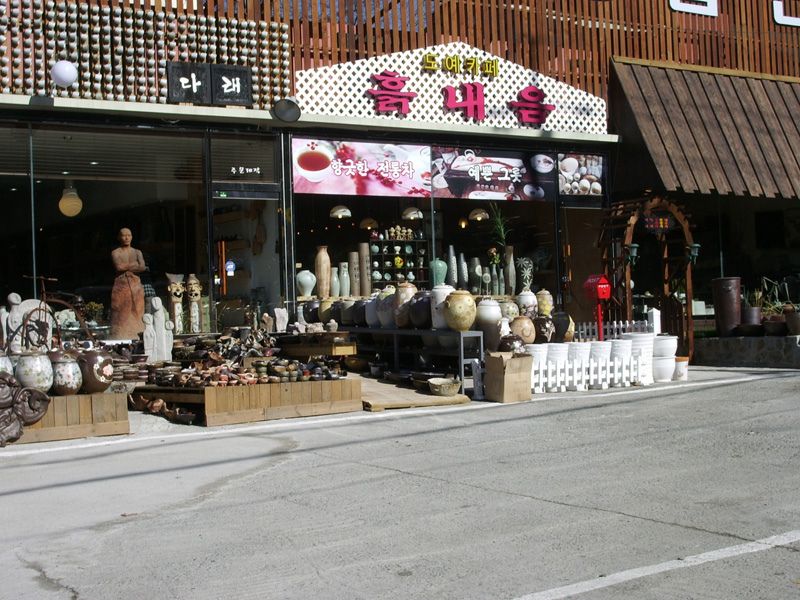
[77,349,114,394]
[393,282,418,328]
[510,315,536,344]
[15,352,54,393]
[443,290,477,332]
[49,349,83,396]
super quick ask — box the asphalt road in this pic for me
[2,367,799,600]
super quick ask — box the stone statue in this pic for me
[110,228,147,339]
[167,279,185,334]
[142,313,156,361]
[164,320,174,361]
[151,297,167,362]
[185,274,203,333]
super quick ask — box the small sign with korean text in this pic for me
[210,64,254,106]
[167,62,253,106]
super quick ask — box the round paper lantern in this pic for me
[51,60,78,87]
[58,184,82,217]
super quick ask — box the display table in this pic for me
[274,331,358,359]
[135,376,363,427]
[18,392,130,444]
[340,327,484,392]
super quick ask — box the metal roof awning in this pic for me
[610,58,800,200]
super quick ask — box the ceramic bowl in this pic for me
[428,377,460,396]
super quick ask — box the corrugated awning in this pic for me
[611,58,800,200]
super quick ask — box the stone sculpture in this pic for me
[185,274,203,333]
[110,227,147,339]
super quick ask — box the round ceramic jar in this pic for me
[78,349,114,394]
[476,297,503,351]
[430,284,455,330]
[15,352,54,393]
[49,349,83,396]
[409,291,432,329]
[510,315,536,344]
[393,282,418,328]
[443,290,477,332]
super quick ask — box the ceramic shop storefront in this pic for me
[0,5,296,332]
[286,44,618,321]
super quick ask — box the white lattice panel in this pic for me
[296,42,607,135]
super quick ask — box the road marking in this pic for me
[515,529,800,600]
[0,372,790,458]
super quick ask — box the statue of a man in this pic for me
[110,228,147,339]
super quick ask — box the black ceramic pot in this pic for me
[409,291,432,329]
[497,334,525,353]
[352,300,368,326]
[551,311,571,343]
[712,277,741,337]
[302,300,320,323]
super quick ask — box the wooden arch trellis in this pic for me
[599,195,695,358]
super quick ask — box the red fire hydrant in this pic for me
[583,274,612,341]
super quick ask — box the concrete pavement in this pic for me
[2,367,799,599]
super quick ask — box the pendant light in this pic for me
[329,204,352,219]
[359,217,379,230]
[58,181,83,217]
[468,208,489,222]
[401,206,423,220]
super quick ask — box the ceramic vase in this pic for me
[303,299,321,323]
[443,290,477,331]
[409,291,432,329]
[377,286,397,329]
[49,350,83,396]
[340,298,356,325]
[533,316,555,343]
[315,246,331,299]
[510,315,536,344]
[476,297,503,351]
[359,243,372,297]
[498,299,519,320]
[458,253,468,290]
[490,264,499,296]
[536,289,554,316]
[339,262,350,297]
[504,246,516,295]
[330,267,340,298]
[468,258,482,294]
[365,292,381,328]
[348,252,360,298]
[516,290,538,318]
[15,352,53,393]
[551,311,572,343]
[498,334,524,353]
[296,269,316,297]
[446,245,457,287]
[430,258,448,287]
[77,349,114,394]
[394,282,418,328]
[431,284,455,330]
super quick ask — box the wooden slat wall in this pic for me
[66,0,800,100]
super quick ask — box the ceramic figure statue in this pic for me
[151,297,167,362]
[339,262,350,297]
[167,279,185,335]
[274,307,289,332]
[143,313,156,361]
[5,293,24,353]
[186,274,203,333]
[164,320,174,360]
[110,227,147,339]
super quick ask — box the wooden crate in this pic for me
[136,376,362,427]
[18,393,129,444]
[279,343,357,358]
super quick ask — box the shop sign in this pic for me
[644,212,676,234]
[670,0,800,26]
[292,138,432,198]
[229,166,263,176]
[295,42,608,136]
[167,62,253,106]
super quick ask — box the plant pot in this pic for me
[673,356,689,381]
[653,356,676,383]
[711,276,741,337]
[740,306,762,326]
[762,318,788,336]
[653,335,678,357]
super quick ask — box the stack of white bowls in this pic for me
[652,335,678,382]
[622,332,655,384]
[567,341,592,363]
[524,344,549,366]
[546,343,569,365]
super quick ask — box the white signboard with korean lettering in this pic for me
[295,42,608,136]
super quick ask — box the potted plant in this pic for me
[760,276,790,336]
[741,289,763,327]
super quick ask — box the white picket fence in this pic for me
[573,320,653,342]
[531,356,648,394]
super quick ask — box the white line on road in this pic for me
[515,529,800,600]
[0,372,790,459]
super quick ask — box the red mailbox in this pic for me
[583,274,612,340]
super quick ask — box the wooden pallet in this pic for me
[18,393,129,444]
[363,393,470,412]
[136,376,363,426]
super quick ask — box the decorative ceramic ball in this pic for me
[51,60,78,87]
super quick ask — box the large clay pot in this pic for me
[533,316,555,343]
[516,290,538,318]
[551,311,572,343]
[77,349,114,394]
[376,287,397,329]
[430,284,455,330]
[394,282,418,328]
[443,290,477,331]
[365,293,381,328]
[476,297,503,351]
[314,246,331,299]
[409,290,432,329]
[318,297,335,323]
[296,269,316,297]
[711,276,741,337]
[15,352,54,393]
[430,258,448,287]
[340,298,356,325]
[510,315,536,344]
[498,299,519,320]
[536,289,554,317]
[352,299,368,326]
[303,299,321,323]
[49,349,83,396]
